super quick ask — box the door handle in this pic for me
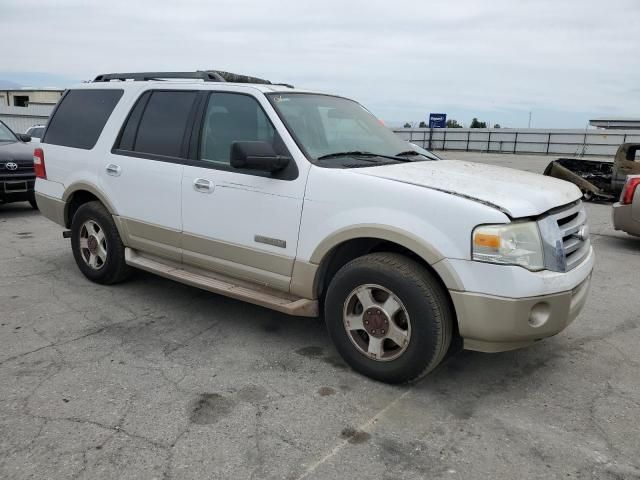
[193,178,213,193]
[105,164,122,177]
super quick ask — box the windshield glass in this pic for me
[0,122,16,142]
[29,127,45,138]
[268,93,411,160]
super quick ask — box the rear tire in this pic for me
[324,252,453,384]
[29,197,38,210]
[70,201,131,284]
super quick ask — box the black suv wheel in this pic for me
[70,201,131,284]
[325,253,453,384]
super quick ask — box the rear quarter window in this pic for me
[42,89,123,149]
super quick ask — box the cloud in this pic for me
[2,0,638,127]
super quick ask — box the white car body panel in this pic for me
[356,160,582,218]
[296,166,509,263]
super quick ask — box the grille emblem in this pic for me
[5,162,18,171]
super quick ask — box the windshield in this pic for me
[29,127,45,138]
[267,93,412,161]
[0,122,17,142]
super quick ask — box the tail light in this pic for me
[621,177,640,205]
[33,148,46,179]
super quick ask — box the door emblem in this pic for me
[254,235,286,249]
[5,162,18,171]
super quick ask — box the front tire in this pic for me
[324,253,453,384]
[70,201,131,284]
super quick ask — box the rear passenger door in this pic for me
[101,89,198,261]
[181,91,306,292]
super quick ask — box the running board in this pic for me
[125,248,318,317]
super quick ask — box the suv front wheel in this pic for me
[324,252,453,384]
[70,201,131,284]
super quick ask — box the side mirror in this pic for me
[230,141,290,173]
[17,133,31,142]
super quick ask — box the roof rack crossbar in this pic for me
[92,70,279,86]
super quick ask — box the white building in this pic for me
[0,88,64,132]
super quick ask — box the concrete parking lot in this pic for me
[1,153,639,480]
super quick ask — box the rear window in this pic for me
[116,90,197,158]
[42,89,123,149]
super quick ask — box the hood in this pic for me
[0,140,34,162]
[355,160,582,218]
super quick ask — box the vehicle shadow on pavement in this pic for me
[592,233,640,254]
[0,202,39,219]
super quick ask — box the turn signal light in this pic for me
[33,148,46,179]
[473,232,501,249]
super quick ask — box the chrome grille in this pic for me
[538,201,591,272]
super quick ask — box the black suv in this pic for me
[0,120,37,209]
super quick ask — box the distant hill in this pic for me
[0,72,79,89]
[0,79,23,89]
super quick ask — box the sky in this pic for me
[2,0,639,128]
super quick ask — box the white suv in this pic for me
[34,70,593,383]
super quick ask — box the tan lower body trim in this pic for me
[116,218,295,293]
[182,249,291,292]
[34,192,66,227]
[116,217,182,262]
[290,260,319,299]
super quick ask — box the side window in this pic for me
[43,89,123,149]
[130,91,197,158]
[117,91,150,151]
[199,93,281,165]
[116,90,197,158]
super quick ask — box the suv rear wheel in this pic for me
[324,253,452,384]
[70,201,131,284]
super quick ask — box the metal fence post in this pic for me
[466,130,470,151]
[513,132,518,153]
[487,131,491,153]
[443,129,447,151]
[546,133,551,154]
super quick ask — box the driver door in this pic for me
[181,91,307,292]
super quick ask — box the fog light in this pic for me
[528,302,550,328]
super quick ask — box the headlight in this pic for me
[472,222,544,271]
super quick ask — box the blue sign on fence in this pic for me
[429,113,447,128]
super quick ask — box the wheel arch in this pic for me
[306,226,460,301]
[62,183,118,228]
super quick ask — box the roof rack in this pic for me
[92,70,293,87]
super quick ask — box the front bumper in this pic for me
[612,202,640,237]
[451,274,591,352]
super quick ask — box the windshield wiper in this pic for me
[395,150,421,157]
[317,151,410,162]
[317,151,377,160]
